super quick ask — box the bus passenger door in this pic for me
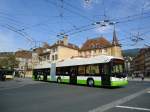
[70,67,77,84]
[101,64,111,86]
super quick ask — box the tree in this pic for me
[0,54,19,70]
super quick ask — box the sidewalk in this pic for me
[128,77,150,82]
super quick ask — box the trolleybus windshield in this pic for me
[111,59,125,78]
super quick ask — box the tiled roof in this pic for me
[49,41,79,50]
[33,47,44,54]
[35,41,79,56]
[81,37,112,50]
[15,50,32,59]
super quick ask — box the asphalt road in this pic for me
[0,80,150,112]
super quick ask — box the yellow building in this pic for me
[49,37,79,62]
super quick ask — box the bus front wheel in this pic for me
[87,79,94,87]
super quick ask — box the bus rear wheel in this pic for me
[87,79,94,87]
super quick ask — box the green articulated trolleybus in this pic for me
[33,55,128,87]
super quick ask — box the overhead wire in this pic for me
[0,24,46,49]
[45,0,93,22]
[60,10,150,37]
[1,1,150,49]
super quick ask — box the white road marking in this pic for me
[89,88,150,112]
[116,106,150,111]
[147,91,150,93]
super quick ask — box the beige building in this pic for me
[32,37,79,68]
[15,50,32,77]
[33,29,122,69]
[32,47,43,67]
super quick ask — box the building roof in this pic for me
[49,41,79,50]
[15,50,32,59]
[81,37,112,50]
[33,47,45,56]
[34,40,79,56]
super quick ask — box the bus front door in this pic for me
[101,64,111,86]
[101,74,110,86]
[70,67,77,84]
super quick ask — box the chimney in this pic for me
[43,42,49,48]
[63,35,68,46]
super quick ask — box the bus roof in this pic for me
[34,55,123,69]
[56,55,123,67]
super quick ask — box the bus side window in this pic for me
[91,65,99,75]
[86,65,90,75]
[86,65,100,75]
[65,72,68,75]
[56,68,61,75]
[101,65,104,74]
[63,67,70,76]
[78,66,86,75]
[70,66,77,76]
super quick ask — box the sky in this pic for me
[0,0,150,52]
